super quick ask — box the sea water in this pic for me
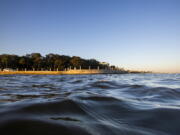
[0,74,180,135]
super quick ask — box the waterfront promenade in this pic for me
[0,69,126,75]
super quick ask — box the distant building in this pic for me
[3,68,16,72]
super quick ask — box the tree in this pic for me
[70,56,84,68]
[0,53,108,70]
[19,57,26,69]
[0,54,10,68]
[30,53,42,69]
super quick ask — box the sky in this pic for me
[0,0,180,73]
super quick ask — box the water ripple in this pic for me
[0,74,180,135]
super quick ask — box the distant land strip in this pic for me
[0,53,151,74]
[0,69,129,75]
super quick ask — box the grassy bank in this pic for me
[0,69,123,75]
[0,71,60,75]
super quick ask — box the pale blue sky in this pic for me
[0,0,180,73]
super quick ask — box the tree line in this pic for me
[0,53,109,71]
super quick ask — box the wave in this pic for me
[1,96,179,135]
[0,74,180,135]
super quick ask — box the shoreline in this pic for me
[0,69,127,75]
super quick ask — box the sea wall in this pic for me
[0,69,126,75]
